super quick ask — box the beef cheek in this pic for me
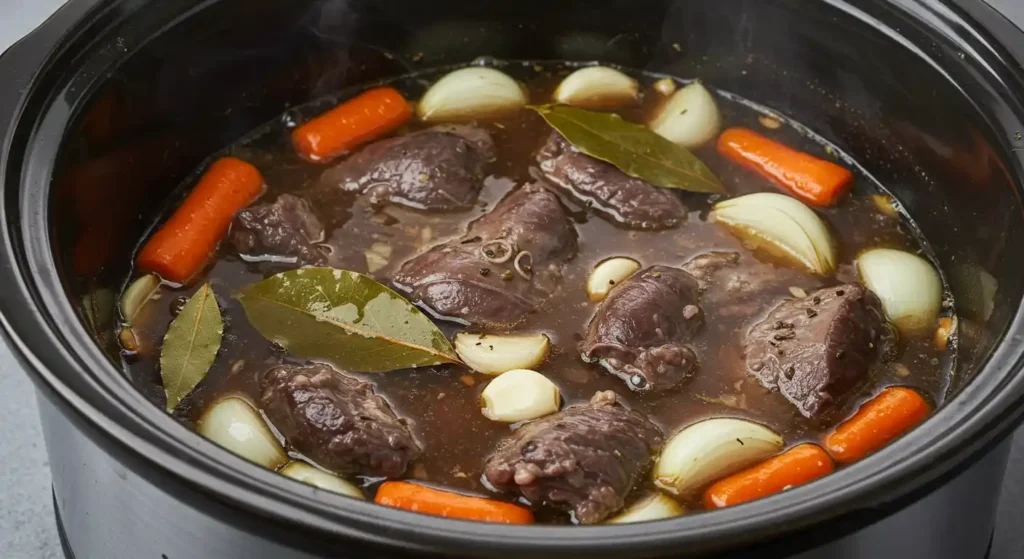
[483,391,662,524]
[231,193,327,266]
[744,283,897,418]
[260,363,420,478]
[314,124,495,211]
[581,265,703,392]
[537,132,686,230]
[392,182,578,328]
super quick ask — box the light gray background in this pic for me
[1,1,1023,558]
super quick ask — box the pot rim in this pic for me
[3,0,1024,556]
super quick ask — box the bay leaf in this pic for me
[236,268,459,372]
[160,283,223,412]
[530,104,725,194]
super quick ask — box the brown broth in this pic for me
[122,63,953,519]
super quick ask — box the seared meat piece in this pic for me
[537,132,687,230]
[315,124,495,211]
[393,182,578,328]
[744,283,897,417]
[483,391,662,525]
[581,266,703,392]
[260,363,420,478]
[681,250,813,317]
[231,194,327,265]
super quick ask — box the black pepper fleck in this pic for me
[836,289,845,296]
[813,296,822,304]
[479,268,491,277]
[806,308,818,318]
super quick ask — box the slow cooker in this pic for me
[3,0,1024,557]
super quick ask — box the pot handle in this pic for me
[0,0,101,141]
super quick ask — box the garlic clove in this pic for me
[606,493,685,524]
[553,66,639,110]
[418,67,527,122]
[454,333,550,375]
[197,397,288,470]
[648,81,722,149]
[480,369,561,423]
[654,418,783,496]
[121,273,161,325]
[856,248,943,336]
[280,462,365,499]
[586,257,641,302]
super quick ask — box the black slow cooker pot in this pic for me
[3,0,1024,557]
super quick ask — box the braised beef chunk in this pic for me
[681,250,810,317]
[314,124,495,211]
[581,266,703,392]
[260,363,420,478]
[745,283,897,417]
[537,132,687,230]
[231,194,327,265]
[483,391,662,524]
[392,182,578,328]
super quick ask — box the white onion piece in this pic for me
[587,257,641,302]
[455,333,550,375]
[280,462,365,499]
[480,369,561,423]
[714,193,836,275]
[654,418,783,496]
[553,66,639,110]
[606,493,685,524]
[648,81,722,149]
[418,67,527,122]
[121,273,160,325]
[856,248,942,336]
[197,397,288,470]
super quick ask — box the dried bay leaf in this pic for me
[236,268,459,372]
[530,104,724,193]
[160,283,223,411]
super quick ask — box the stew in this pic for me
[118,62,953,525]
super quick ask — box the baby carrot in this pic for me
[703,444,834,509]
[717,127,854,207]
[292,86,412,162]
[825,387,932,464]
[137,157,264,284]
[374,481,534,524]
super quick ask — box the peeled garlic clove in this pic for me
[587,257,641,302]
[480,369,561,423]
[606,493,685,524]
[198,397,288,470]
[280,462,365,499]
[653,78,677,97]
[654,418,783,496]
[121,273,161,325]
[418,67,527,122]
[856,248,942,336]
[553,66,639,110]
[648,81,722,149]
[454,333,550,375]
[714,193,836,275]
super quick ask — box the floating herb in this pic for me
[160,283,223,412]
[236,268,459,372]
[530,104,724,194]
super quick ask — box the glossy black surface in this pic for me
[2,0,1024,557]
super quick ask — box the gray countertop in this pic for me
[1,1,1023,558]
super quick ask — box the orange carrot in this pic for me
[292,87,412,162]
[717,127,854,207]
[703,444,835,509]
[137,157,264,284]
[374,481,534,524]
[825,387,931,464]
